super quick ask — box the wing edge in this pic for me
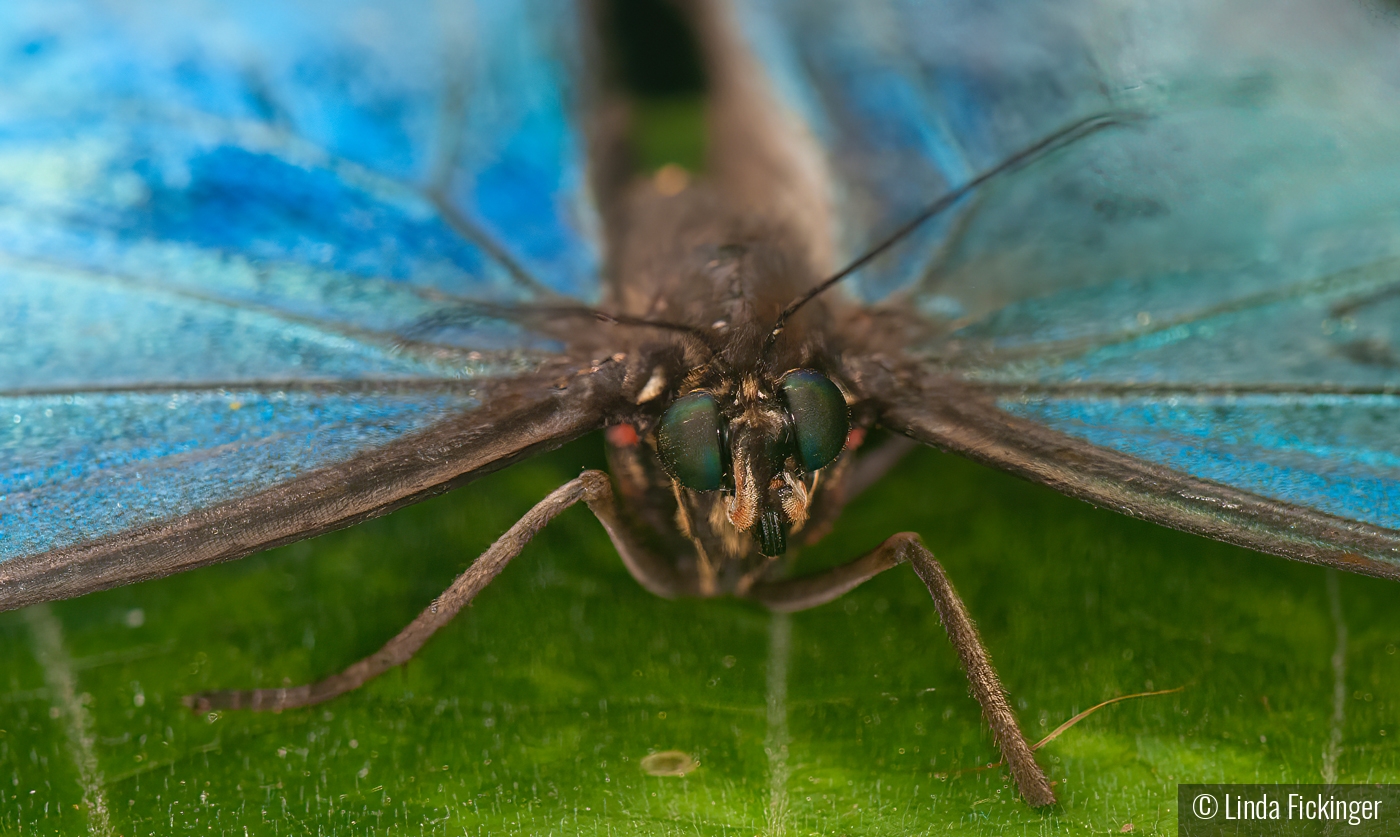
[862,365,1400,581]
[0,365,626,611]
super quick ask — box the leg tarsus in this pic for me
[186,472,620,712]
[744,532,1055,807]
[187,470,695,712]
[895,534,1056,807]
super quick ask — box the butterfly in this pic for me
[2,0,1399,810]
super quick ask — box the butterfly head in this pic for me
[655,368,849,556]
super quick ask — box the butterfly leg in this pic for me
[186,470,691,712]
[744,533,1055,807]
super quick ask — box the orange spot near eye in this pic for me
[606,423,641,447]
[844,427,866,451]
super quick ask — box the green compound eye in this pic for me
[780,370,849,473]
[656,391,725,491]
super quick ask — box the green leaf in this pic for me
[3,437,1398,835]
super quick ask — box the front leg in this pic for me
[744,533,1055,807]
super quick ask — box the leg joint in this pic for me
[885,531,923,563]
[578,469,613,501]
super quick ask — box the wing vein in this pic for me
[944,256,1400,371]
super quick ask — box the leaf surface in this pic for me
[4,437,1397,835]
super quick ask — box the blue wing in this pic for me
[0,0,614,608]
[733,0,1400,575]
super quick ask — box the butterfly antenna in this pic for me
[761,110,1143,356]
[589,310,725,363]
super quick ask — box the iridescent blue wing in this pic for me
[0,0,617,608]
[734,0,1400,576]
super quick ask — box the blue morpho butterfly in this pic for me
[2,0,1399,809]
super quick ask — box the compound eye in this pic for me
[780,370,848,473]
[656,391,725,491]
